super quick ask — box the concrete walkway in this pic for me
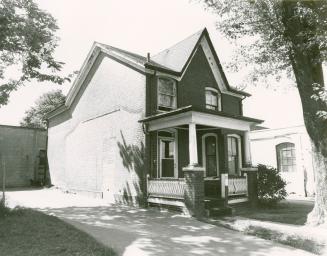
[6,188,315,256]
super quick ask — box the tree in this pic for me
[0,0,68,107]
[20,89,65,129]
[198,0,327,225]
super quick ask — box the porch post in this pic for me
[189,122,198,166]
[244,130,252,166]
[183,122,205,218]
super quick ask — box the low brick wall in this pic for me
[183,166,205,218]
[241,168,258,206]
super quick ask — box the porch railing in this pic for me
[228,176,248,196]
[221,174,248,198]
[147,175,185,200]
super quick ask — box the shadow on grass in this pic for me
[233,200,314,225]
[4,187,45,192]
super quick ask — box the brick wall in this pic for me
[48,53,146,204]
[147,46,242,116]
[0,126,47,187]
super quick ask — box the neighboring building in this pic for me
[47,28,262,208]
[250,125,315,196]
[0,125,47,187]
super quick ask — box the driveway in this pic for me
[6,188,315,256]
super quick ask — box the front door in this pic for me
[203,134,219,177]
[159,137,176,178]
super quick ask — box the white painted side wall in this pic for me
[250,126,315,196]
[48,54,146,203]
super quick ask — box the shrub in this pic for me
[257,164,287,206]
[0,199,10,218]
[0,199,25,218]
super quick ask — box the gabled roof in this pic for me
[47,28,251,120]
[97,43,148,65]
[97,43,176,73]
[150,29,204,73]
[145,28,250,97]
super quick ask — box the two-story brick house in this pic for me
[47,28,262,209]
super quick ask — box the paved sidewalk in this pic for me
[7,188,316,256]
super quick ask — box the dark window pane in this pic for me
[158,78,176,109]
[206,136,216,155]
[161,159,174,177]
[207,156,217,176]
[160,138,175,178]
[227,137,232,155]
[227,136,239,175]
[161,140,174,159]
[159,78,175,94]
[205,89,219,110]
[228,156,237,175]
[205,136,217,177]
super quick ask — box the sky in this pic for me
[0,0,305,128]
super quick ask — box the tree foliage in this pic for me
[198,0,327,225]
[20,90,65,129]
[199,0,326,88]
[0,0,69,106]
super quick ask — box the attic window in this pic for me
[158,77,177,111]
[205,87,221,111]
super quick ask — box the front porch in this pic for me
[146,170,253,213]
[140,106,262,215]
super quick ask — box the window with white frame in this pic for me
[158,77,177,111]
[276,142,296,172]
[205,87,221,111]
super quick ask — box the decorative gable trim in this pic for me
[146,29,250,98]
[65,43,101,108]
[180,36,247,98]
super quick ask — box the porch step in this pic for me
[147,197,187,214]
[204,197,225,209]
[205,206,233,218]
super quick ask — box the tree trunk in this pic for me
[290,49,327,226]
[293,62,327,226]
[281,0,327,226]
[307,144,327,226]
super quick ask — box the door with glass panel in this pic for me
[204,135,218,177]
[159,137,176,178]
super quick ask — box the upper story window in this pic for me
[158,77,177,111]
[205,87,221,111]
[276,142,296,172]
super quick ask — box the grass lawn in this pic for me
[0,206,116,256]
[224,199,326,254]
[233,199,314,225]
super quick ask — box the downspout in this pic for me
[240,95,247,116]
[44,119,49,186]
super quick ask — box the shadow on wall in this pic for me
[117,131,145,206]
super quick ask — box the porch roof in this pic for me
[139,106,264,132]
